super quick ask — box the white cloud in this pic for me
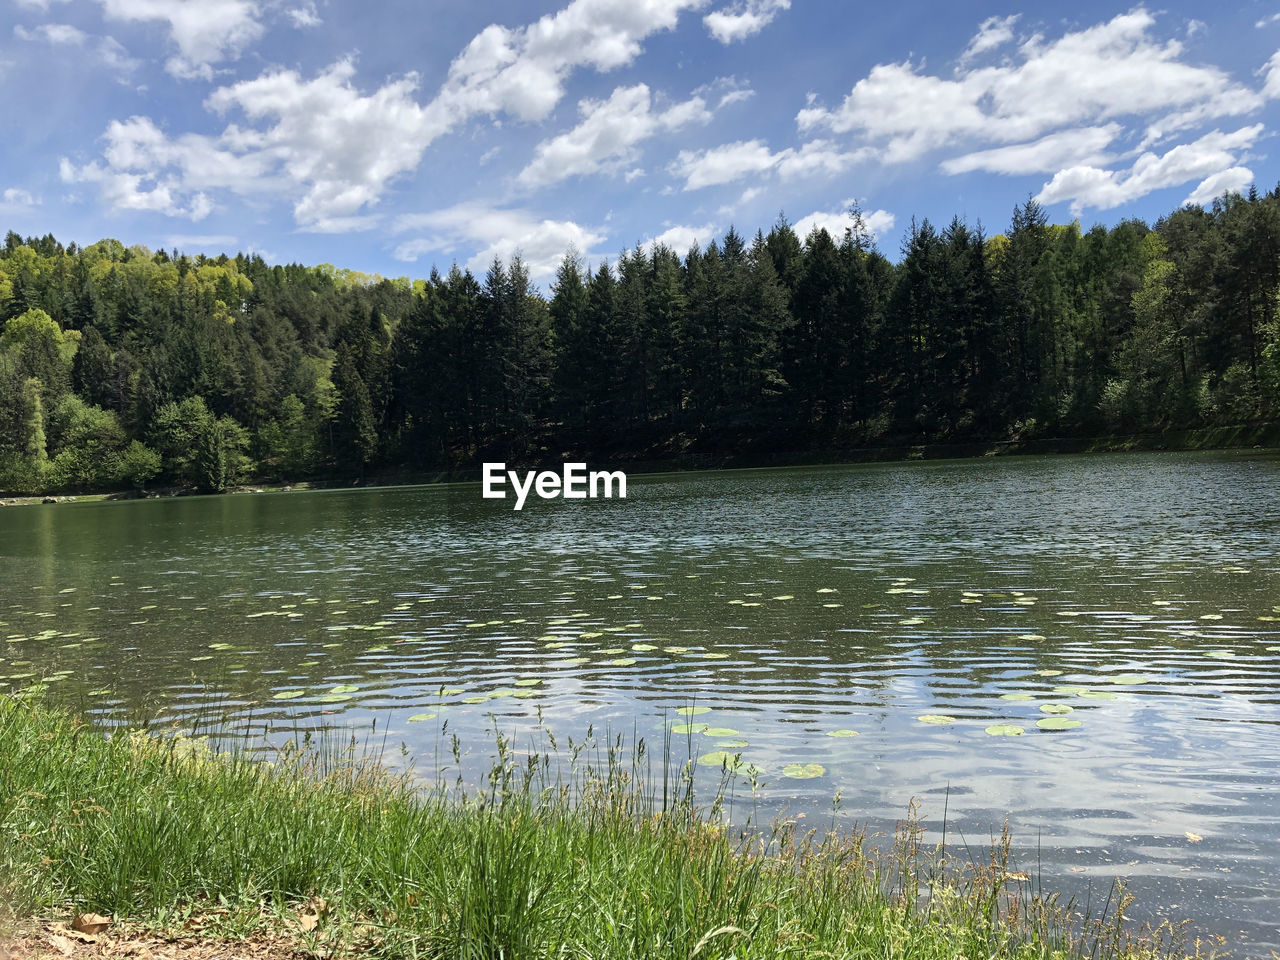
[13,21,140,73]
[286,2,320,27]
[12,0,71,8]
[518,83,712,188]
[392,203,608,282]
[1,188,39,207]
[1184,167,1254,206]
[941,124,1121,175]
[1264,51,1280,99]
[62,154,214,220]
[798,10,1264,164]
[958,14,1019,65]
[793,201,894,242]
[1256,13,1280,29]
[95,0,264,80]
[13,22,87,44]
[205,59,444,228]
[1035,125,1263,214]
[644,222,717,252]
[670,137,860,189]
[671,139,776,189]
[432,0,709,125]
[69,0,712,227]
[703,0,788,44]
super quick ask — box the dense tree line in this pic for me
[1,188,1278,495]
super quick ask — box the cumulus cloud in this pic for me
[792,202,894,242]
[958,14,1019,65]
[941,124,1122,175]
[1264,51,1280,99]
[13,21,140,73]
[431,0,709,125]
[703,0,788,44]
[392,203,608,282]
[670,137,862,189]
[517,83,713,188]
[68,0,713,227]
[798,10,1263,164]
[1183,167,1254,206]
[643,222,718,252]
[95,0,264,80]
[1035,125,1262,214]
[1,188,40,208]
[286,2,320,27]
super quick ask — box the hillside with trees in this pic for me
[1,188,1278,495]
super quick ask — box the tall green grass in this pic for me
[0,696,1201,959]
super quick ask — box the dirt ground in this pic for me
[0,923,300,960]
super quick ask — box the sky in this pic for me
[3,0,1280,285]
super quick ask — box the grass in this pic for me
[0,695,1205,960]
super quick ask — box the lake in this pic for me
[2,451,1278,955]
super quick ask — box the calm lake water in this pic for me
[3,452,1279,954]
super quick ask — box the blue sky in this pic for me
[3,0,1279,284]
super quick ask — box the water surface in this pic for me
[2,452,1278,954]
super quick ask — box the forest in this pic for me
[0,188,1278,495]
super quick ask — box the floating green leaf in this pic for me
[999,693,1033,701]
[984,724,1024,737]
[703,727,739,737]
[1107,674,1150,685]
[917,715,957,725]
[514,678,542,687]
[1039,703,1074,715]
[782,762,826,779]
[272,690,305,700]
[611,657,638,666]
[330,684,359,694]
[715,739,749,748]
[317,694,351,703]
[672,722,709,735]
[826,729,859,738]
[697,751,760,775]
[407,713,436,722]
[1036,717,1082,731]
[675,706,711,717]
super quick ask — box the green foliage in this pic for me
[150,396,251,493]
[118,439,162,490]
[2,185,1280,495]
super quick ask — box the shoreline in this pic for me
[3,422,1277,506]
[0,696,1207,960]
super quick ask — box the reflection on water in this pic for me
[1,451,1278,955]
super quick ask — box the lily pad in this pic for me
[330,684,359,694]
[703,727,740,737]
[999,693,1034,702]
[984,724,1024,737]
[1107,674,1150,685]
[672,722,709,735]
[782,762,826,780]
[1036,717,1082,731]
[917,715,957,725]
[272,690,305,700]
[318,694,351,703]
[1039,703,1074,715]
[407,712,437,722]
[514,678,542,687]
[611,657,638,666]
[675,706,711,717]
[715,739,749,748]
[826,729,859,738]
[697,751,761,775]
